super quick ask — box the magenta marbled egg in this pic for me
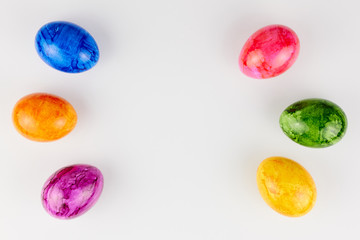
[41,164,104,219]
[239,24,300,79]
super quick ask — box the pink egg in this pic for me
[41,164,104,219]
[239,25,300,79]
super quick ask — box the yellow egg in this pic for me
[256,156,316,217]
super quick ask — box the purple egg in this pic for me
[41,164,104,219]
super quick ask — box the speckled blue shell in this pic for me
[35,21,99,73]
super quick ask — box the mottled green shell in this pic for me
[279,99,347,148]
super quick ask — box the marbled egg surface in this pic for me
[42,164,104,219]
[256,156,316,217]
[239,25,300,79]
[35,21,99,73]
[12,93,77,142]
[280,98,347,148]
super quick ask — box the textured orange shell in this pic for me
[12,93,77,142]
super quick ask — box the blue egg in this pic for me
[35,21,99,73]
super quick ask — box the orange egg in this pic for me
[12,93,77,142]
[256,156,316,217]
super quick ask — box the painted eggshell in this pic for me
[256,156,316,217]
[12,93,77,142]
[35,21,99,73]
[279,98,347,148]
[239,25,300,79]
[42,164,104,219]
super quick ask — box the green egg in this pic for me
[279,98,347,148]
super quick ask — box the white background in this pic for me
[0,0,359,239]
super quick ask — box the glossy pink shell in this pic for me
[239,25,300,79]
[41,164,104,219]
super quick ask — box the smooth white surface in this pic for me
[0,0,359,239]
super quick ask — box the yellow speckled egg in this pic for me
[256,156,316,217]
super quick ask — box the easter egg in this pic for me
[279,98,347,148]
[35,21,99,73]
[256,156,316,217]
[12,93,77,142]
[42,164,104,219]
[239,25,300,79]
